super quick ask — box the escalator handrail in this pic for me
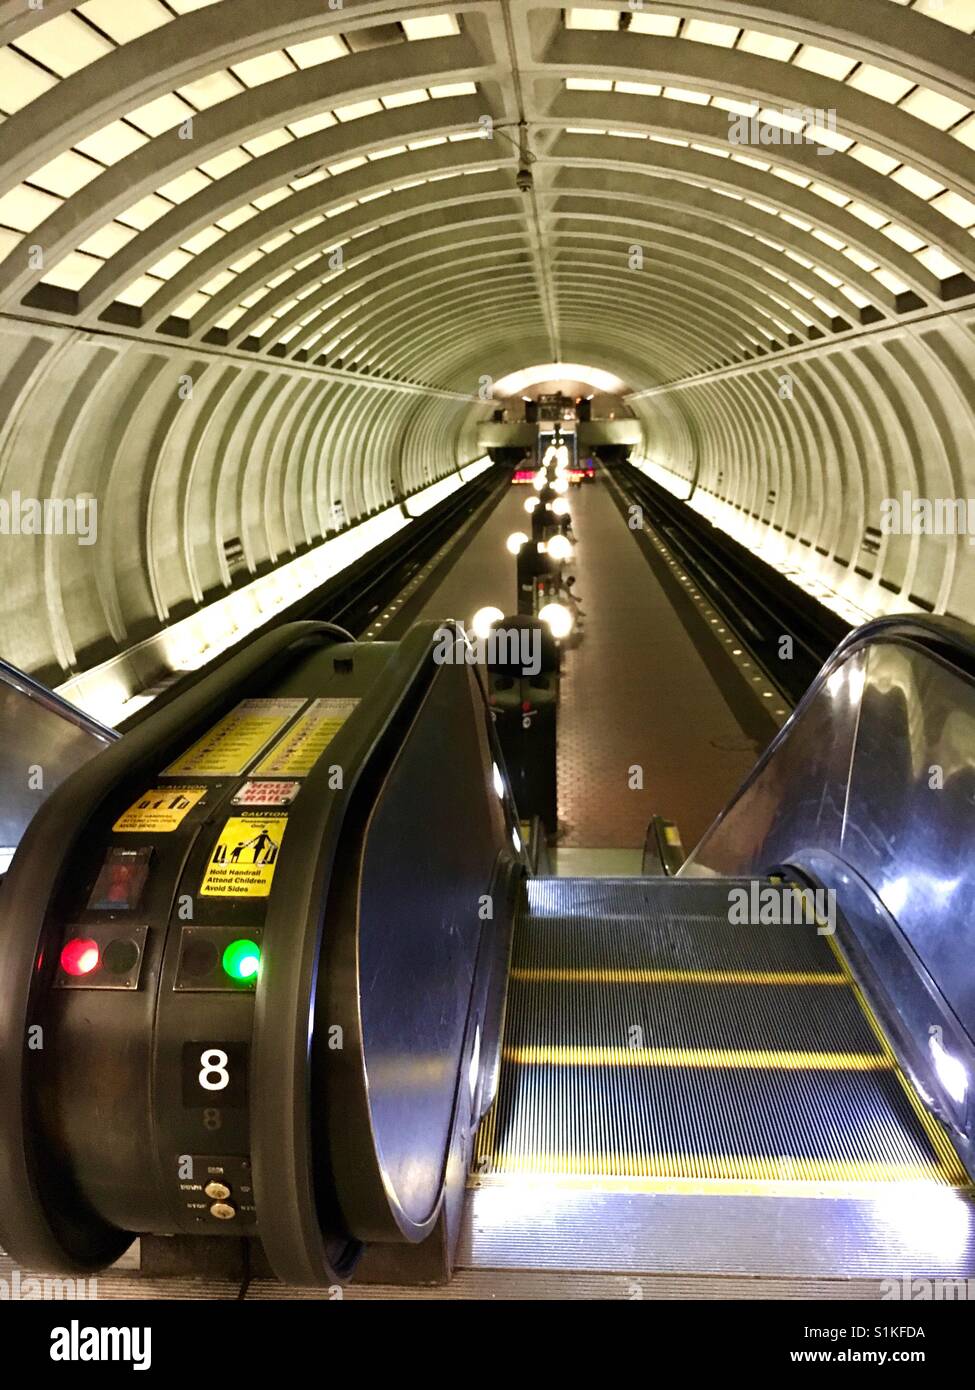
[683,612,975,865]
[0,655,118,742]
[251,618,472,1285]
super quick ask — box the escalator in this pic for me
[461,618,975,1290]
[476,876,964,1193]
[1,613,973,1293]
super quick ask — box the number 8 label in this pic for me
[199,1048,230,1091]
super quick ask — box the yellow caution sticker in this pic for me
[200,815,288,898]
[164,698,306,777]
[113,786,208,833]
[254,697,359,777]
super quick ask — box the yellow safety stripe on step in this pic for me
[824,934,970,1185]
[510,967,848,986]
[504,1045,890,1071]
[471,1152,956,1187]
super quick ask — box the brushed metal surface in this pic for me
[459,1186,975,1280]
[0,1247,923,1300]
[252,1269,895,1300]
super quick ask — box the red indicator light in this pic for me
[60,938,101,977]
[521,700,532,713]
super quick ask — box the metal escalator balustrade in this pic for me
[475,876,967,1193]
[682,615,975,1175]
[0,657,117,873]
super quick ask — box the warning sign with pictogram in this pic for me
[200,815,288,898]
[113,786,208,833]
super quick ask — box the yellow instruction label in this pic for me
[164,699,306,777]
[254,698,359,777]
[113,786,207,833]
[199,815,288,898]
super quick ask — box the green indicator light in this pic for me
[222,938,261,983]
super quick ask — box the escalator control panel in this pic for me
[25,648,380,1246]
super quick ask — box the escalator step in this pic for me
[475,878,967,1190]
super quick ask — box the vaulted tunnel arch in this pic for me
[0,0,971,692]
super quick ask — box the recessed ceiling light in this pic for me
[402,15,460,41]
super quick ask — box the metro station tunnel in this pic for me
[0,0,973,1312]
